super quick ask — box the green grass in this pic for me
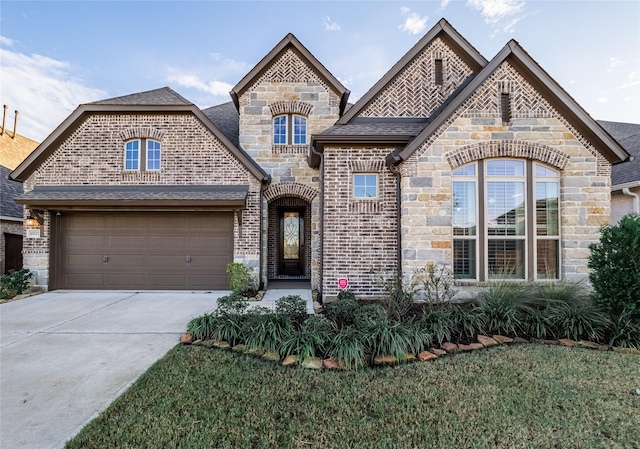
[65,345,640,449]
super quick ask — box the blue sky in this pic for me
[1,0,639,142]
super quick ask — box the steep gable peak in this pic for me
[230,33,349,114]
[338,18,488,124]
[391,38,628,166]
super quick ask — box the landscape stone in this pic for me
[539,339,560,345]
[613,347,640,355]
[262,351,281,361]
[323,357,347,370]
[477,335,498,347]
[469,343,484,350]
[282,355,298,366]
[419,351,438,361]
[180,333,193,344]
[458,344,474,352]
[213,341,230,349]
[558,338,576,347]
[232,344,246,352]
[513,337,529,343]
[577,340,607,350]
[301,357,323,369]
[430,348,447,356]
[493,335,514,344]
[374,354,398,365]
[441,342,458,353]
[245,347,266,356]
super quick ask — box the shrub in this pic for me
[243,311,294,354]
[226,263,259,297]
[376,271,417,321]
[418,306,454,345]
[447,303,485,342]
[353,304,388,331]
[416,263,457,303]
[279,328,328,363]
[275,295,308,327]
[588,213,640,317]
[337,289,356,302]
[553,300,610,342]
[365,320,428,360]
[187,313,219,341]
[325,293,359,328]
[608,307,640,349]
[0,268,33,300]
[476,281,533,336]
[328,326,367,370]
[215,293,249,316]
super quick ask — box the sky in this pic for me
[1,0,639,142]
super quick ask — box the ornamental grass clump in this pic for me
[242,309,294,355]
[364,320,428,361]
[328,326,367,370]
[279,315,336,363]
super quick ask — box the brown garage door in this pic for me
[55,212,233,290]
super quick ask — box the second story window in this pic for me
[273,115,307,145]
[124,139,161,171]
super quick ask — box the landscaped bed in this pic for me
[65,343,639,449]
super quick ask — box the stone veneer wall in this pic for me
[1,219,23,274]
[22,113,262,290]
[399,61,611,284]
[236,47,342,288]
[322,147,399,299]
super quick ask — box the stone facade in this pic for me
[400,61,611,283]
[236,47,342,289]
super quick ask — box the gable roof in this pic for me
[10,87,270,183]
[337,18,488,125]
[0,130,39,170]
[230,33,350,115]
[1,165,24,219]
[388,40,629,166]
[598,120,640,187]
[202,102,240,149]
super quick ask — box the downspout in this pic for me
[388,162,402,277]
[309,142,324,297]
[622,188,640,214]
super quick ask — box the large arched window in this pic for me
[452,159,560,281]
[273,115,307,145]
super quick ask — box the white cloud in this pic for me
[617,71,640,89]
[467,0,526,33]
[399,7,428,35]
[596,97,608,103]
[440,0,451,9]
[323,16,341,32]
[0,36,14,46]
[167,73,233,96]
[0,47,106,141]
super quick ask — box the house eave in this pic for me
[308,134,413,168]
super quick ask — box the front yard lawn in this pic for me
[65,344,639,449]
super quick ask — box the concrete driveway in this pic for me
[0,290,224,449]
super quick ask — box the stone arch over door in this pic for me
[263,183,320,285]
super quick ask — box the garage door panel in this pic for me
[58,212,233,290]
[149,236,187,250]
[107,235,148,249]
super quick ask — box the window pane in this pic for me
[283,212,300,260]
[487,239,525,279]
[125,141,139,170]
[273,116,287,144]
[452,164,476,177]
[293,116,307,144]
[147,140,161,170]
[486,160,524,177]
[453,181,476,236]
[535,164,558,177]
[487,181,525,236]
[354,174,377,198]
[536,182,559,236]
[537,239,559,279]
[454,239,476,279]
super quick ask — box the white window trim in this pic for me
[353,173,379,199]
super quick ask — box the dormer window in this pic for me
[124,139,161,171]
[273,115,307,145]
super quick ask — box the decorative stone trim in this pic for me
[446,141,570,170]
[269,101,313,117]
[263,182,319,203]
[272,144,308,155]
[121,171,161,182]
[348,159,385,172]
[119,127,165,141]
[348,200,381,214]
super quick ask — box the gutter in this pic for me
[387,160,403,278]
[622,188,640,214]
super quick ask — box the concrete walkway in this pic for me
[0,288,312,449]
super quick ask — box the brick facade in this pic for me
[22,113,262,289]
